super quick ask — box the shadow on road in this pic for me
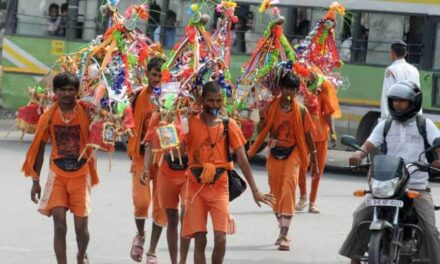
[230,210,273,216]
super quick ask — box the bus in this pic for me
[232,0,440,145]
[2,0,440,146]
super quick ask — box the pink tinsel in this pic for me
[124,6,133,19]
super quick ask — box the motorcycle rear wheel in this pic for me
[368,230,392,264]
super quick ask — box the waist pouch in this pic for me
[140,143,145,155]
[191,167,226,184]
[165,155,189,170]
[270,145,296,160]
[53,157,87,172]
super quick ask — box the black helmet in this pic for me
[387,80,422,122]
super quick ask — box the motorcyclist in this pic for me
[339,80,440,264]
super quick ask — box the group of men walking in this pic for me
[21,49,335,263]
[21,40,440,264]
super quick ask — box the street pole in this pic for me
[160,0,170,44]
[66,0,79,40]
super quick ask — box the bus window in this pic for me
[339,13,353,62]
[350,12,369,63]
[365,13,405,65]
[405,16,424,65]
[433,22,440,70]
[433,74,440,107]
[4,0,17,35]
[351,11,424,67]
[289,7,311,45]
[9,0,94,40]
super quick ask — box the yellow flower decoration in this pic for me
[330,1,345,16]
[224,1,237,9]
[258,0,270,13]
[191,4,199,12]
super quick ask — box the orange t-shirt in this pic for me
[270,105,314,148]
[144,113,161,150]
[185,115,246,182]
[308,91,335,142]
[140,102,157,140]
[42,108,89,177]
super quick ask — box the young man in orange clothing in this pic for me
[248,72,319,251]
[297,76,337,214]
[142,112,191,264]
[127,57,167,263]
[22,72,98,264]
[182,81,274,264]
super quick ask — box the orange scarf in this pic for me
[321,79,341,118]
[127,88,152,158]
[247,97,308,168]
[21,102,99,186]
[311,65,341,119]
[188,162,233,184]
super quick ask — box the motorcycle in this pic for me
[340,135,440,264]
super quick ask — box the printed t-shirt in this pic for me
[41,107,89,177]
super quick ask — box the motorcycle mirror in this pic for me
[340,135,360,150]
[341,135,371,163]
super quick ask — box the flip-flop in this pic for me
[275,236,291,246]
[130,234,145,262]
[83,254,89,264]
[277,237,291,251]
[146,253,159,264]
[77,253,89,264]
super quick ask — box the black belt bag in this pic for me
[191,167,225,184]
[270,145,296,160]
[140,143,145,155]
[165,155,189,170]
[53,157,87,172]
[228,170,247,201]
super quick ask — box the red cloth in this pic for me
[16,103,42,134]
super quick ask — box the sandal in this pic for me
[309,203,320,214]
[274,236,291,246]
[296,196,308,211]
[146,253,159,264]
[77,253,89,264]
[130,233,145,262]
[277,237,290,251]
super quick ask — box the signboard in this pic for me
[51,40,65,55]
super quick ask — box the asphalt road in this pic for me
[1,139,440,264]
